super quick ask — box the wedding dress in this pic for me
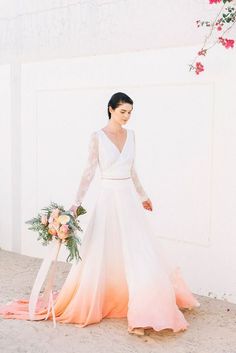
[0,128,200,332]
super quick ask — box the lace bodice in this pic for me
[74,129,149,206]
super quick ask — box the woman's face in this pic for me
[109,102,133,125]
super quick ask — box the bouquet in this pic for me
[25,201,86,262]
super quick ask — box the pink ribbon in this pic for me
[29,238,62,328]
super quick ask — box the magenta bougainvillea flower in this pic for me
[219,37,235,48]
[195,62,205,75]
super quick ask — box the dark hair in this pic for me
[107,92,133,119]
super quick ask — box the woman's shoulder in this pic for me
[92,128,105,134]
[87,130,100,145]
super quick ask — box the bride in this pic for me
[0,92,200,336]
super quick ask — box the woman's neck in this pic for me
[104,121,124,134]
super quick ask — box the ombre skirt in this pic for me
[0,177,200,332]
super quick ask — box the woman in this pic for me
[0,92,200,336]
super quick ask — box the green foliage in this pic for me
[76,204,87,217]
[65,235,82,262]
[41,201,65,215]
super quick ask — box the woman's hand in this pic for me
[142,198,153,211]
[69,204,79,216]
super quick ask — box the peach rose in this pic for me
[48,224,57,236]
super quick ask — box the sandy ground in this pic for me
[0,249,235,353]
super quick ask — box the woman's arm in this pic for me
[72,131,99,207]
[130,130,149,202]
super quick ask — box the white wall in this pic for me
[0,0,230,64]
[0,44,235,303]
[0,65,12,251]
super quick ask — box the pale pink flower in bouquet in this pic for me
[60,224,69,233]
[41,214,48,225]
[48,216,54,223]
[51,208,60,219]
[48,211,60,225]
[58,225,69,240]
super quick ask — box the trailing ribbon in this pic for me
[29,238,62,327]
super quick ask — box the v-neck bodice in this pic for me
[73,128,149,206]
[100,128,128,155]
[97,128,135,179]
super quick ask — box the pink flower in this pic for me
[217,26,222,31]
[48,216,53,223]
[59,224,69,233]
[58,231,69,240]
[41,214,48,225]
[195,62,204,75]
[219,37,234,49]
[51,208,60,219]
[224,39,234,49]
[209,0,221,4]
[198,49,207,56]
[57,224,70,240]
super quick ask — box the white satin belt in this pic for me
[100,177,131,180]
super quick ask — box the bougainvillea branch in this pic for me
[189,0,236,75]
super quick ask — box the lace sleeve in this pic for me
[73,131,99,206]
[130,130,149,202]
